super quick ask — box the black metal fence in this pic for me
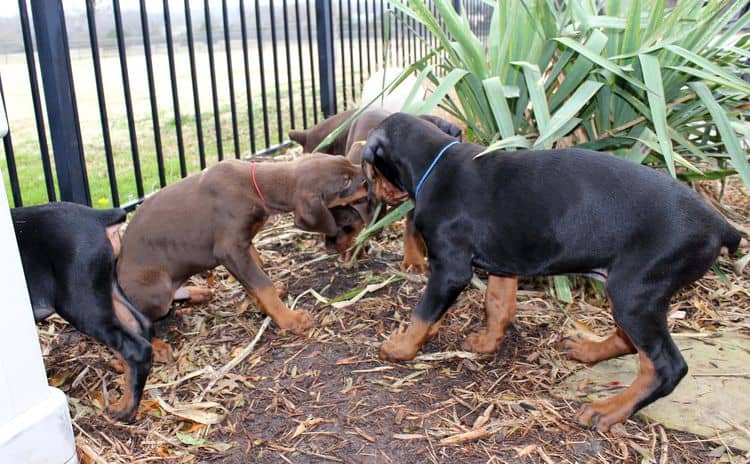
[0,0,492,209]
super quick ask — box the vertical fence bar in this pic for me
[364,0,372,76]
[294,0,308,127]
[112,0,143,199]
[338,0,347,109]
[399,10,405,66]
[347,0,356,101]
[254,0,271,147]
[282,0,296,130]
[0,75,23,207]
[372,0,379,73]
[85,0,119,206]
[357,0,364,84]
[163,0,187,178]
[18,0,55,203]
[239,0,258,153]
[222,0,240,159]
[184,0,207,169]
[269,3,284,142]
[204,0,224,161]
[306,0,319,123]
[139,0,165,188]
[30,0,91,205]
[316,0,336,117]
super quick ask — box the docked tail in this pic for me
[95,207,128,226]
[722,223,743,255]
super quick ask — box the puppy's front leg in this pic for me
[400,211,428,274]
[219,243,313,335]
[381,255,472,361]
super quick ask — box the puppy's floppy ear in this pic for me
[418,115,462,140]
[361,131,387,166]
[289,130,307,146]
[293,193,339,236]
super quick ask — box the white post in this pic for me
[0,75,78,463]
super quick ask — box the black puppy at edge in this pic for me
[13,202,153,422]
[361,113,742,431]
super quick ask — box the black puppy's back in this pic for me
[421,146,740,277]
[12,202,126,320]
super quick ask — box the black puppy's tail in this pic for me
[112,265,152,338]
[95,207,128,227]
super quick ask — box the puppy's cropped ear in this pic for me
[289,130,307,147]
[418,115,462,140]
[293,193,339,236]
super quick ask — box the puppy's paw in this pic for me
[462,330,502,354]
[151,338,173,364]
[575,401,631,433]
[274,282,288,299]
[379,334,420,362]
[399,258,428,275]
[107,396,137,423]
[280,310,315,336]
[560,337,600,364]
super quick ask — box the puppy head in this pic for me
[292,154,368,236]
[361,113,460,205]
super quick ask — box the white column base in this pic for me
[0,387,78,464]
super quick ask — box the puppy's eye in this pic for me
[343,177,352,188]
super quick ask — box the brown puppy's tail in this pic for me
[289,130,307,146]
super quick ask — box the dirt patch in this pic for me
[39,180,750,464]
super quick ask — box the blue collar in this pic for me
[414,140,460,198]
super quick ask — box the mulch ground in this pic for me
[38,175,749,464]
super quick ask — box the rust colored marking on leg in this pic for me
[380,317,435,361]
[462,276,518,354]
[151,338,172,364]
[112,294,141,335]
[562,326,636,364]
[106,223,124,259]
[173,286,213,304]
[108,354,136,420]
[400,215,428,274]
[250,244,264,268]
[576,351,657,432]
[250,286,314,335]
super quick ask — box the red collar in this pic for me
[251,163,269,210]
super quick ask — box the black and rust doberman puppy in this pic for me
[13,202,153,422]
[361,113,742,431]
[118,155,366,337]
[290,108,461,269]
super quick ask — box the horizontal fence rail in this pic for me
[0,0,491,209]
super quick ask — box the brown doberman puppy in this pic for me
[118,155,367,338]
[290,109,461,271]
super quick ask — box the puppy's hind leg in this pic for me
[575,275,686,432]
